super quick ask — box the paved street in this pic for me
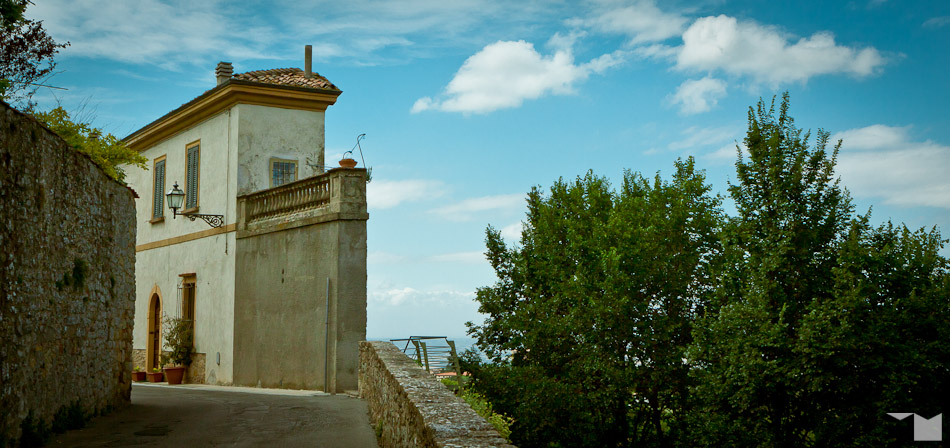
[48,383,380,447]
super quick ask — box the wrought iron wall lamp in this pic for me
[166,181,224,228]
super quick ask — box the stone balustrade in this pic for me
[237,167,367,237]
[242,173,331,224]
[360,341,515,448]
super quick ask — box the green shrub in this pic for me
[460,389,513,441]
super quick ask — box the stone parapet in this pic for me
[236,167,367,239]
[359,341,515,448]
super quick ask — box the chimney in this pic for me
[305,45,313,79]
[215,62,233,86]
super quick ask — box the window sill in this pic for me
[149,216,165,224]
[182,207,199,214]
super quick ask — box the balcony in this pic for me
[236,168,367,238]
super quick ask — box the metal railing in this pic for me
[390,336,462,376]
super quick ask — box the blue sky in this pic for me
[26,0,950,339]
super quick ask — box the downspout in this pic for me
[325,277,330,392]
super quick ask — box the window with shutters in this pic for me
[270,158,297,187]
[151,156,166,222]
[185,142,200,211]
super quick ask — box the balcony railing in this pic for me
[242,173,331,224]
[237,168,367,230]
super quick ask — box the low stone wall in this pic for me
[359,341,515,448]
[0,102,136,445]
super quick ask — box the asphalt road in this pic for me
[48,383,380,447]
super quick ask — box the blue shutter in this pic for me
[153,160,165,218]
[186,146,199,209]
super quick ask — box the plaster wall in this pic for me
[131,233,236,384]
[233,170,367,391]
[124,107,241,384]
[235,104,326,196]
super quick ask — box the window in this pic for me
[151,156,166,220]
[185,143,200,210]
[180,274,197,348]
[270,158,297,187]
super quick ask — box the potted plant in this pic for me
[132,366,146,382]
[161,314,194,385]
[338,149,358,168]
[146,367,163,382]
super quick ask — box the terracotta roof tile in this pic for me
[231,68,339,91]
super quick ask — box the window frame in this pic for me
[269,157,298,188]
[150,155,167,223]
[184,141,200,213]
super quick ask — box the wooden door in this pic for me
[147,294,161,370]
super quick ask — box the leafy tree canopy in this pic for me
[0,0,68,106]
[467,93,949,448]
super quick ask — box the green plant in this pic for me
[152,367,161,373]
[51,400,86,434]
[133,366,143,372]
[30,107,146,182]
[460,390,513,441]
[162,314,194,366]
[18,411,51,447]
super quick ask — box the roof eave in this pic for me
[123,80,342,152]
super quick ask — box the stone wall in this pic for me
[359,341,515,448]
[0,102,136,445]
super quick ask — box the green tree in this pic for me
[0,0,68,105]
[688,93,949,447]
[468,158,723,447]
[31,106,147,182]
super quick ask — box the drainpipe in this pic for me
[324,277,330,392]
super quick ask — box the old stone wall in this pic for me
[0,102,136,445]
[359,341,515,448]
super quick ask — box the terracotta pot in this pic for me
[163,366,186,385]
[146,371,164,383]
[338,158,358,168]
[132,371,147,382]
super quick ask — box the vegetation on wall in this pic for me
[31,107,147,182]
[466,93,949,448]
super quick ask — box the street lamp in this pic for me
[166,181,224,228]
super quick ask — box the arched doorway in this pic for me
[147,294,162,371]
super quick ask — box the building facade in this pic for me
[123,56,367,392]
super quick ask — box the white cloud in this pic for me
[668,77,727,115]
[369,287,475,306]
[703,142,749,162]
[575,0,688,44]
[500,222,524,241]
[367,179,445,209]
[677,15,886,85]
[833,125,950,208]
[429,251,486,264]
[430,193,525,221]
[411,40,621,114]
[668,125,741,151]
[368,251,409,264]
[29,0,284,69]
[923,16,950,28]
[831,124,909,150]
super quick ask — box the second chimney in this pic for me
[305,45,313,79]
[215,62,233,86]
